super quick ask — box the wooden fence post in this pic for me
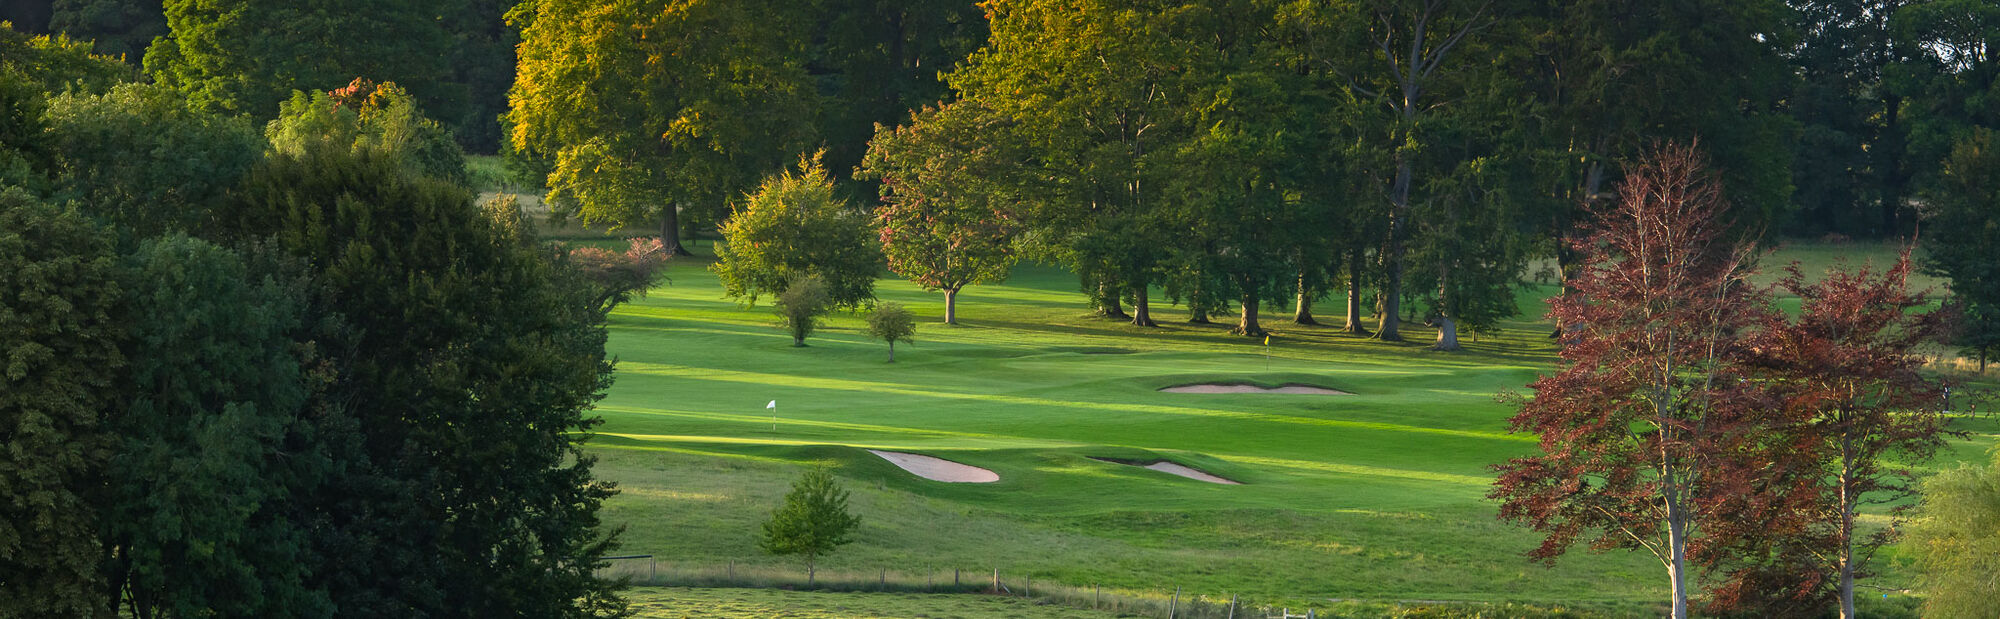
[1025,576,1031,598]
[648,557,656,583]
[727,559,734,581]
[1094,584,1100,608]
[954,568,960,586]
[992,568,999,593]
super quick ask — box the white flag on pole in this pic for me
[767,400,777,409]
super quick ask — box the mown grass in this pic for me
[592,240,1989,617]
[623,586,1120,619]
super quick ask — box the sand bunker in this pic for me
[1158,382,1349,395]
[1092,457,1242,485]
[867,450,999,483]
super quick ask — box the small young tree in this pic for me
[1908,443,2000,619]
[758,467,861,586]
[1490,143,1773,619]
[866,302,916,362]
[775,275,832,347]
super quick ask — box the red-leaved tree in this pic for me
[1705,250,1952,619]
[1491,143,1774,619]
[567,237,670,315]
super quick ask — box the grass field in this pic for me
[585,237,1994,616]
[624,587,1122,619]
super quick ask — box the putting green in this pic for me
[590,240,1992,611]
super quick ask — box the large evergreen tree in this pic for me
[216,148,626,617]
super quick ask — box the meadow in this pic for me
[586,238,1994,616]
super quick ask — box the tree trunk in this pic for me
[1344,248,1369,335]
[808,561,816,587]
[943,287,959,325]
[1880,92,1904,236]
[1236,291,1264,337]
[1097,280,1130,320]
[1293,270,1319,325]
[1429,315,1460,351]
[1376,260,1404,341]
[1665,479,1691,619]
[661,205,693,257]
[1839,436,1856,619]
[887,340,896,363]
[1131,281,1157,327]
[1377,156,1410,341]
[1188,286,1211,323]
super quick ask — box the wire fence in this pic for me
[600,557,1313,619]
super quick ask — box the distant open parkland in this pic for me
[561,230,1996,617]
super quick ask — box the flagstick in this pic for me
[771,402,777,432]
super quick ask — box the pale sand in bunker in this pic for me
[1158,382,1350,395]
[867,450,1000,483]
[1091,458,1242,485]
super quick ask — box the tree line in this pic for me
[8,1,2000,352]
[1,28,643,618]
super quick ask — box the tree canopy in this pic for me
[508,0,818,254]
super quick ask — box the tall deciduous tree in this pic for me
[508,0,817,255]
[1710,252,1950,618]
[0,187,122,618]
[860,99,1022,324]
[713,155,882,310]
[1339,0,1497,342]
[1491,144,1773,619]
[949,0,1210,327]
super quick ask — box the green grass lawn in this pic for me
[624,587,1122,619]
[591,240,1991,616]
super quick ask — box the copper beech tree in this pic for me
[1490,143,1775,619]
[1708,252,1951,618]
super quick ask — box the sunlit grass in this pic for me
[595,240,1984,615]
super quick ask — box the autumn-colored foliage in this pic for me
[1491,143,1773,619]
[1706,249,1951,618]
[567,237,670,315]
